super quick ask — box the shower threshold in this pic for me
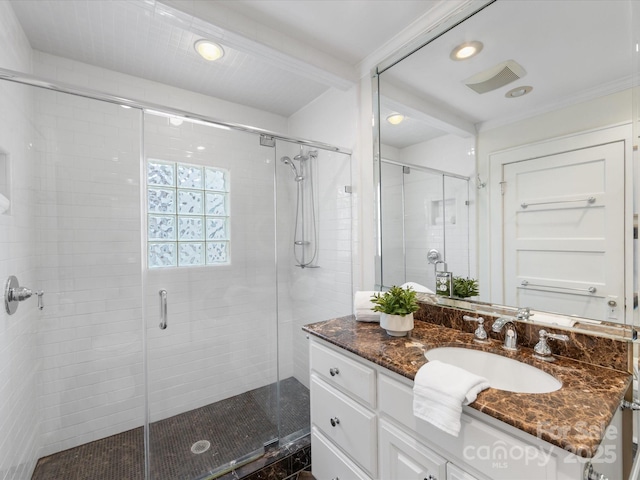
[31,377,310,480]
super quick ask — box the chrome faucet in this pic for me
[533,329,569,362]
[491,317,518,351]
[516,307,532,321]
[463,315,489,343]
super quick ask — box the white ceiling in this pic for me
[9,0,440,117]
[380,0,635,148]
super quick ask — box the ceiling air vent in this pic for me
[464,60,526,94]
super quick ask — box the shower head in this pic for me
[293,153,308,161]
[280,156,304,181]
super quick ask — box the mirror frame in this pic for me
[372,0,638,342]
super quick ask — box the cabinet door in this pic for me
[447,463,480,480]
[380,419,447,480]
[312,427,371,480]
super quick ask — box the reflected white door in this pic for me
[502,141,625,321]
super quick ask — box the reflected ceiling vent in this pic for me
[464,60,526,94]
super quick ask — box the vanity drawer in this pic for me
[378,373,557,480]
[310,340,376,407]
[311,375,377,476]
[311,427,372,480]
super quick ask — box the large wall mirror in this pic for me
[374,0,639,338]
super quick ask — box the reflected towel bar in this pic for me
[520,280,596,294]
[520,196,595,209]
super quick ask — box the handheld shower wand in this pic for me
[280,156,304,181]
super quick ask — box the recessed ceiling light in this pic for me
[386,113,405,125]
[197,146,206,151]
[450,41,483,61]
[505,85,533,98]
[169,117,184,126]
[194,40,225,62]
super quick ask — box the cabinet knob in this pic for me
[330,417,340,427]
[329,367,340,376]
[424,476,436,480]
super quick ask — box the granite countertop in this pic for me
[303,315,632,458]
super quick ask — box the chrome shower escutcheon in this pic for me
[5,275,44,315]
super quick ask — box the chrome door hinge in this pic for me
[260,135,275,147]
[499,181,506,195]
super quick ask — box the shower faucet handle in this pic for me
[36,290,44,310]
[4,275,45,315]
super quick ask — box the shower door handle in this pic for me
[159,290,168,330]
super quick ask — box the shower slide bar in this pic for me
[0,67,352,155]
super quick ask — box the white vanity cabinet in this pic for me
[309,336,622,480]
[310,341,378,479]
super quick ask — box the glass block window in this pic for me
[147,160,229,268]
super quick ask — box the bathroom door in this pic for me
[502,140,625,321]
[143,112,279,479]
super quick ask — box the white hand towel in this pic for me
[354,291,381,322]
[413,360,489,437]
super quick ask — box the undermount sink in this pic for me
[425,347,562,394]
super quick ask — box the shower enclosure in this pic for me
[0,72,352,480]
[379,160,471,290]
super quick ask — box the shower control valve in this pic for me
[5,275,44,315]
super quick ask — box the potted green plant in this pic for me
[371,286,420,336]
[451,277,479,298]
[436,277,480,298]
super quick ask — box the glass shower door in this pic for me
[143,112,279,479]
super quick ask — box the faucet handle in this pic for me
[463,315,489,343]
[533,329,569,362]
[516,307,532,321]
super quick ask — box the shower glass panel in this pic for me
[144,113,279,479]
[380,160,470,291]
[6,82,147,480]
[274,139,353,445]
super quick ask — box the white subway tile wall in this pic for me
[0,3,39,479]
[33,87,144,457]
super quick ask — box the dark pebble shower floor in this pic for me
[31,377,310,480]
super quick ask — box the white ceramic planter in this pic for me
[380,312,414,337]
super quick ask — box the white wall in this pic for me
[399,134,475,178]
[0,3,40,479]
